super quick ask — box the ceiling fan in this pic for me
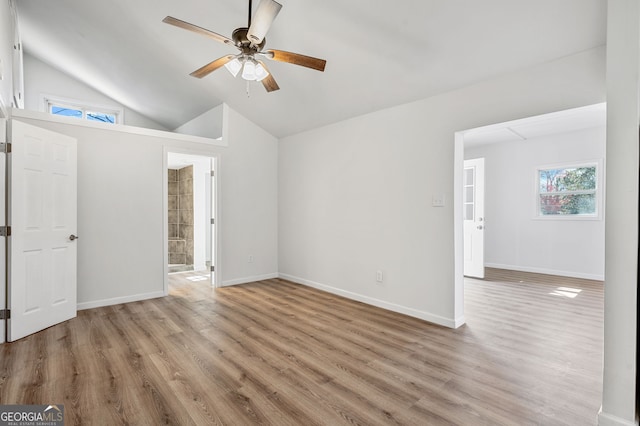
[163,0,326,93]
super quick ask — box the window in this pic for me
[463,166,475,220]
[536,163,599,217]
[43,95,121,124]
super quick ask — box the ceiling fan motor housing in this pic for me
[232,28,266,53]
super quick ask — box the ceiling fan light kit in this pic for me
[224,57,243,77]
[224,55,269,81]
[163,0,326,93]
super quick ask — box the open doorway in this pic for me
[454,103,606,317]
[165,151,218,288]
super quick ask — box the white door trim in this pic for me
[0,118,6,343]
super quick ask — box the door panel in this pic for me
[463,158,485,278]
[8,120,77,341]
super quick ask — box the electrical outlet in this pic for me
[376,270,383,283]
[248,255,254,263]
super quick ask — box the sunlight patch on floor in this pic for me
[187,275,209,282]
[549,287,582,298]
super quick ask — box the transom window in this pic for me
[43,96,122,124]
[536,163,599,217]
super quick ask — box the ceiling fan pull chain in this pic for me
[246,80,251,98]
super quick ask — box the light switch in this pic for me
[432,194,445,207]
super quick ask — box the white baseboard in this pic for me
[77,290,166,311]
[221,273,279,287]
[598,407,639,426]
[485,263,604,281]
[454,316,466,328]
[278,273,458,329]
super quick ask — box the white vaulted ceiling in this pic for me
[16,0,606,138]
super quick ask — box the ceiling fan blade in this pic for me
[261,74,280,92]
[265,49,326,72]
[257,60,280,92]
[163,16,233,45]
[190,55,236,79]
[247,0,282,45]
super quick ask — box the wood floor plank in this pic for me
[0,268,603,425]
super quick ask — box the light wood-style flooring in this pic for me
[0,268,603,425]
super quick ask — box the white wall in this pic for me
[220,105,279,285]
[278,46,606,328]
[174,104,223,140]
[11,104,278,307]
[22,53,168,131]
[599,1,639,425]
[0,0,15,113]
[465,126,606,280]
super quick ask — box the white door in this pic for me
[463,158,485,278]
[8,120,78,341]
[210,168,216,287]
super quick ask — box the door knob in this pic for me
[69,234,78,241]
[477,225,483,230]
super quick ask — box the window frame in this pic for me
[41,94,123,125]
[534,160,603,221]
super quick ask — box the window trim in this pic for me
[533,159,603,221]
[41,94,124,125]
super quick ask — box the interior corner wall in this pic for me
[11,105,278,307]
[22,53,169,131]
[278,46,606,328]
[464,126,606,280]
[173,104,224,139]
[220,106,279,286]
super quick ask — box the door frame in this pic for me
[0,117,6,343]
[453,132,466,327]
[163,147,220,292]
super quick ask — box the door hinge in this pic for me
[210,266,215,272]
[211,218,215,224]
[0,309,10,320]
[210,170,215,177]
[0,226,11,237]
[0,142,11,153]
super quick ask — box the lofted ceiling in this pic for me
[15,0,606,138]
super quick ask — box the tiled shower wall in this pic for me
[179,166,194,265]
[168,166,194,269]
